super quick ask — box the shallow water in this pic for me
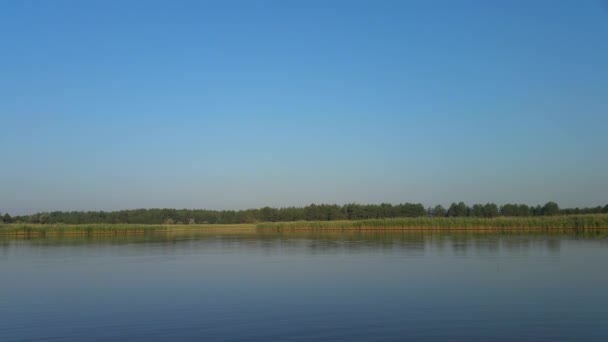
[1,232,608,341]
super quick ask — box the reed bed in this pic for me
[3,215,608,236]
[0,223,256,236]
[255,214,608,232]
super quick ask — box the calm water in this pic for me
[1,232,608,341]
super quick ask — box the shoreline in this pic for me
[2,214,608,236]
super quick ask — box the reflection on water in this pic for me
[1,231,608,341]
[4,230,607,254]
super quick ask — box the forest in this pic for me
[2,202,607,225]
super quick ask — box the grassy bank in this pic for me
[0,223,255,236]
[255,214,608,232]
[3,214,608,236]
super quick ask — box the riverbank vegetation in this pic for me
[2,202,607,225]
[2,215,608,236]
[0,223,255,236]
[255,214,608,232]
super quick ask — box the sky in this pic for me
[1,0,607,215]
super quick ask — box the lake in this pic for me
[1,231,607,341]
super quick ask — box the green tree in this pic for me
[304,204,323,221]
[470,204,483,217]
[500,204,516,216]
[542,201,560,216]
[3,213,12,223]
[501,203,529,216]
[260,206,279,222]
[39,213,50,224]
[517,204,531,216]
[483,203,498,218]
[238,211,257,224]
[432,205,446,217]
[447,202,468,217]
[344,203,364,220]
[325,205,345,220]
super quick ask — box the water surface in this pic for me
[2,232,608,341]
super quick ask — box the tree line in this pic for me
[2,202,608,225]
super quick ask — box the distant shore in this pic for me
[1,214,608,236]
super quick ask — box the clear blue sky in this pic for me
[1,1,607,215]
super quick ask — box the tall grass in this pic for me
[3,215,607,236]
[256,214,608,232]
[0,223,255,236]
